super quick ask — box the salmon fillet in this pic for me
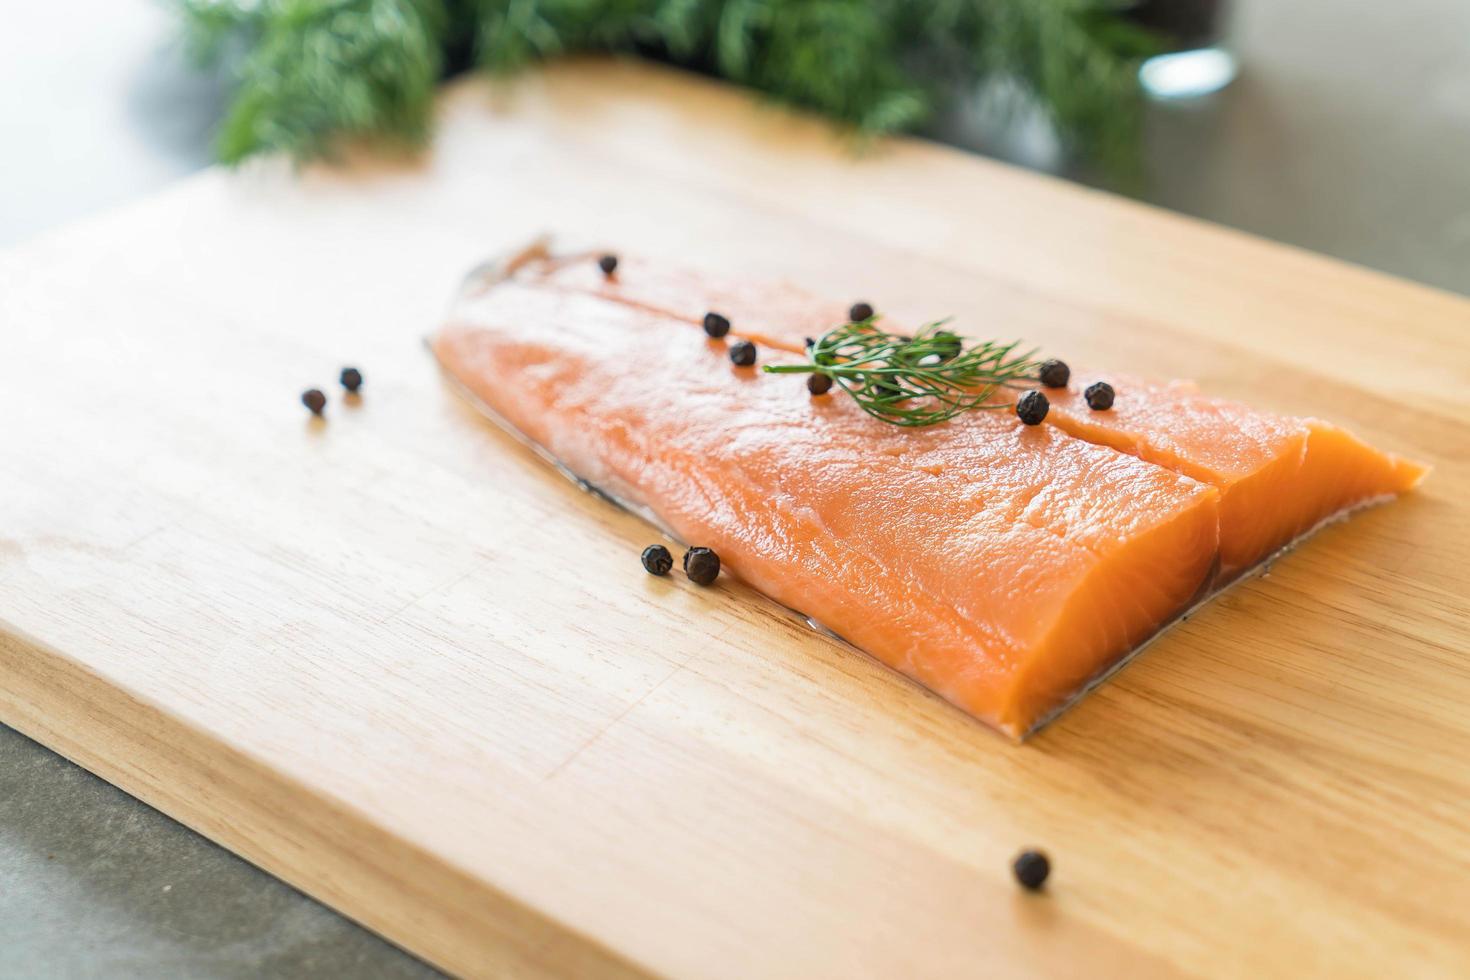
[436,249,1425,736]
[434,273,1220,737]
[528,253,1427,578]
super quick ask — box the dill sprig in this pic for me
[763,318,1041,427]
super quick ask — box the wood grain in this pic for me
[2,59,1468,978]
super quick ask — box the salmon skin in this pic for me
[433,246,1424,739]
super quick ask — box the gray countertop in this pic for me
[2,1,1466,976]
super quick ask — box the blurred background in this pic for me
[2,1,1467,976]
[6,0,1470,294]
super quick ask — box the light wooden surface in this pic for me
[3,59,1469,979]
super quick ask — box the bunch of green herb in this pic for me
[174,0,1157,176]
[763,318,1041,427]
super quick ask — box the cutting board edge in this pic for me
[0,623,651,980]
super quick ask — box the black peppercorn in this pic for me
[804,336,816,348]
[1012,850,1050,891]
[849,301,874,322]
[340,366,363,393]
[729,339,757,367]
[1085,381,1115,411]
[301,389,326,416]
[641,544,673,576]
[1015,390,1049,425]
[598,254,618,277]
[683,547,721,586]
[703,312,731,338]
[1037,359,1070,389]
[808,373,833,395]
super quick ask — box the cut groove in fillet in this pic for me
[522,251,852,350]
[1042,373,1428,577]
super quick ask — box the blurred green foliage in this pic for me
[176,0,1157,176]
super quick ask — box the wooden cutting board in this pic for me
[3,59,1468,979]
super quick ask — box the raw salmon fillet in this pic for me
[435,248,1425,736]
[528,253,1427,578]
[434,267,1221,737]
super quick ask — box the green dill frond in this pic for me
[179,0,449,163]
[763,317,1044,427]
[172,0,1158,178]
